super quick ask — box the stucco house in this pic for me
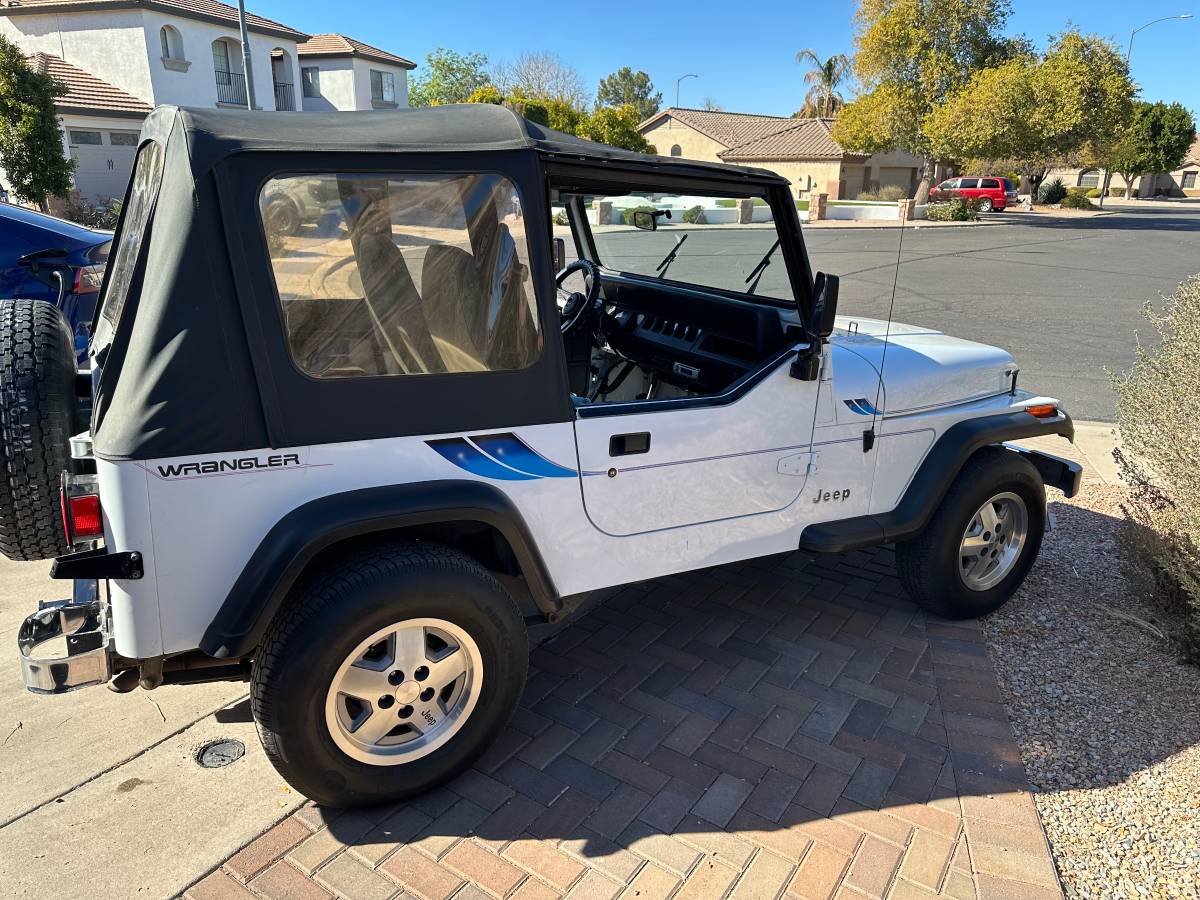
[1047,135,1200,198]
[639,107,927,200]
[296,34,414,112]
[0,0,412,202]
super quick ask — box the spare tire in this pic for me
[0,300,79,561]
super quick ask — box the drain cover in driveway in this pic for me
[196,739,245,768]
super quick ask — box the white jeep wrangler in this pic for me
[3,105,1079,806]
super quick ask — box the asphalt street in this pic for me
[804,205,1200,421]
[597,204,1200,421]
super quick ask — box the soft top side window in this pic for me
[260,172,541,380]
[92,140,165,348]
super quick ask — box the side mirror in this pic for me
[810,272,839,339]
[630,209,657,231]
[791,272,839,382]
[552,237,566,272]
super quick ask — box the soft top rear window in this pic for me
[93,141,164,342]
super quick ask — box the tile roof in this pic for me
[297,33,415,69]
[641,107,863,162]
[720,117,863,162]
[642,107,794,149]
[0,0,307,40]
[27,52,152,117]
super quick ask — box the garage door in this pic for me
[878,166,916,192]
[68,130,138,202]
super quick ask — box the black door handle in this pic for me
[609,432,650,456]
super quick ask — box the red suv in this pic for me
[930,176,1019,211]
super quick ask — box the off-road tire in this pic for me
[895,447,1045,619]
[263,196,301,237]
[0,300,78,561]
[251,542,529,806]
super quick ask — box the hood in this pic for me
[830,316,1016,415]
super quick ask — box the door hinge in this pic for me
[778,451,819,477]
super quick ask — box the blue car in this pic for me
[0,203,111,362]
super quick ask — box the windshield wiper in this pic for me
[655,233,688,279]
[744,238,780,295]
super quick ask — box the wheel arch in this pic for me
[198,480,559,660]
[798,409,1078,554]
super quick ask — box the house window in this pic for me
[159,24,184,60]
[670,145,682,157]
[301,66,321,98]
[109,132,139,146]
[212,39,231,73]
[370,69,396,104]
[1079,169,1100,188]
[69,130,102,146]
[1183,171,1197,189]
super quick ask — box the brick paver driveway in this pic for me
[188,546,1061,900]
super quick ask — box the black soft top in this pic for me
[91,105,794,462]
[150,103,787,185]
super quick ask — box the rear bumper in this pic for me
[17,586,111,694]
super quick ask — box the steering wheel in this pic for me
[556,259,602,336]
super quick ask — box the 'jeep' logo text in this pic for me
[156,453,301,479]
[812,488,851,504]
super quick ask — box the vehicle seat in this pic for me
[348,198,447,374]
[418,244,489,371]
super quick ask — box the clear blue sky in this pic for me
[257,0,1198,118]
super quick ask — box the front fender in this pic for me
[199,480,558,659]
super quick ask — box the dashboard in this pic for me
[598,276,797,393]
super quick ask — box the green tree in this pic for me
[923,30,1133,204]
[595,67,661,122]
[409,48,491,107]
[512,94,585,134]
[0,39,74,209]
[832,0,1015,203]
[578,105,656,153]
[1107,101,1196,200]
[794,49,851,118]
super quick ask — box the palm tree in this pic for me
[795,49,851,118]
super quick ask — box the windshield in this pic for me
[568,192,795,302]
[91,140,164,350]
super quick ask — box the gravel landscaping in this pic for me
[984,483,1200,900]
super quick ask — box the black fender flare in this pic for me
[798,410,1078,554]
[199,480,559,659]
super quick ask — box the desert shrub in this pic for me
[855,189,879,200]
[1059,193,1095,210]
[621,205,657,226]
[59,194,121,229]
[925,198,978,221]
[1112,275,1200,660]
[1086,188,1102,198]
[552,209,569,226]
[681,205,706,224]
[877,184,908,201]
[1109,186,1125,196]
[1066,186,1089,198]
[1038,177,1067,204]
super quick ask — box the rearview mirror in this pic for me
[630,210,657,232]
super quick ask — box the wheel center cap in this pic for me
[394,681,420,704]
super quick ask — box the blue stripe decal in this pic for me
[427,438,537,481]
[471,433,578,478]
[843,398,880,416]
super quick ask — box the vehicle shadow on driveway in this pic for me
[298,544,1066,896]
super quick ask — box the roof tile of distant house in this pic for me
[720,117,863,162]
[640,107,864,162]
[27,52,152,117]
[297,33,415,69]
[0,0,307,40]
[641,107,795,149]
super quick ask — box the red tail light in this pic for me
[60,474,103,545]
[72,264,104,295]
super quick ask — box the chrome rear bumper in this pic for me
[17,593,111,694]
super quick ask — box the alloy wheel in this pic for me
[324,618,482,765]
[958,491,1029,591]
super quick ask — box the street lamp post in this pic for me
[1127,13,1192,60]
[675,73,697,110]
[237,0,257,110]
